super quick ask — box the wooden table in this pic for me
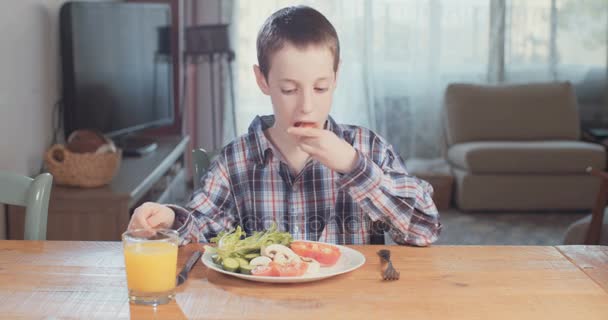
[0,241,607,319]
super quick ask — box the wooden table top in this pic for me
[0,241,607,319]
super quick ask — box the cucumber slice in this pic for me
[236,257,255,275]
[237,257,249,267]
[211,254,222,265]
[244,253,260,260]
[222,258,239,272]
[239,264,254,275]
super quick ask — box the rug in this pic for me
[435,209,588,245]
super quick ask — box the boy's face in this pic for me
[254,43,337,132]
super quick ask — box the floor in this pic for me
[435,209,587,245]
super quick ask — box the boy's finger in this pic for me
[133,206,154,219]
[298,136,319,146]
[129,214,151,230]
[147,213,167,229]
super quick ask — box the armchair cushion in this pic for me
[447,141,605,174]
[444,82,581,145]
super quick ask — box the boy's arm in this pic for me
[166,159,235,245]
[335,138,441,246]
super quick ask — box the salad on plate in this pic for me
[204,224,342,277]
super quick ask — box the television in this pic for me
[60,1,174,155]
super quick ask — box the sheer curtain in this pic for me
[505,0,608,127]
[232,0,607,160]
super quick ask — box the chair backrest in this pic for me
[444,82,581,146]
[585,167,608,245]
[192,148,211,189]
[0,172,53,240]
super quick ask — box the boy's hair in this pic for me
[256,5,340,79]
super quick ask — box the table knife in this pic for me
[176,251,202,286]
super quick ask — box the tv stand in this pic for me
[115,135,159,157]
[8,135,190,241]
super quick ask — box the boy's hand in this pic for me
[287,126,359,174]
[127,202,175,231]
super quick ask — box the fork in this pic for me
[377,249,400,280]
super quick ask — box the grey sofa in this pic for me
[443,82,605,211]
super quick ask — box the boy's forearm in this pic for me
[366,183,441,246]
[334,149,383,200]
[335,150,441,246]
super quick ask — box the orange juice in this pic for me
[124,241,178,293]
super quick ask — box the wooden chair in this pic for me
[0,172,53,240]
[563,167,608,245]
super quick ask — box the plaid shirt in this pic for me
[171,115,441,246]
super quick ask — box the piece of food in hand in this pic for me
[294,121,317,128]
[290,241,341,267]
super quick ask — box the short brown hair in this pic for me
[256,6,340,79]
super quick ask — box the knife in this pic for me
[176,251,203,286]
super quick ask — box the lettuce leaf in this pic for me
[206,223,292,260]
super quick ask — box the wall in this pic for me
[0,0,73,239]
[0,0,224,239]
[0,0,118,239]
[0,1,67,175]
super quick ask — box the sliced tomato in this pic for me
[251,264,278,277]
[290,241,341,267]
[315,245,341,267]
[294,121,317,128]
[290,241,311,255]
[275,261,308,277]
[250,262,307,277]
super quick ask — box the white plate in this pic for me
[201,241,366,283]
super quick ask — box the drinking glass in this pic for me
[122,229,179,306]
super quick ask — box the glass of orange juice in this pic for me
[122,229,179,306]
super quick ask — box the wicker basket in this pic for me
[45,144,122,188]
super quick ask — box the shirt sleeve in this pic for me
[335,136,441,246]
[166,158,235,245]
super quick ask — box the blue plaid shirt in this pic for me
[171,115,441,246]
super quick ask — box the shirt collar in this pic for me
[246,114,349,165]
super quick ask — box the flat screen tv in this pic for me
[60,1,173,155]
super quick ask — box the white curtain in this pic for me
[232,0,607,160]
[505,0,608,127]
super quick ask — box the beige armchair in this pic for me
[443,82,605,211]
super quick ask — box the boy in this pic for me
[128,5,441,246]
